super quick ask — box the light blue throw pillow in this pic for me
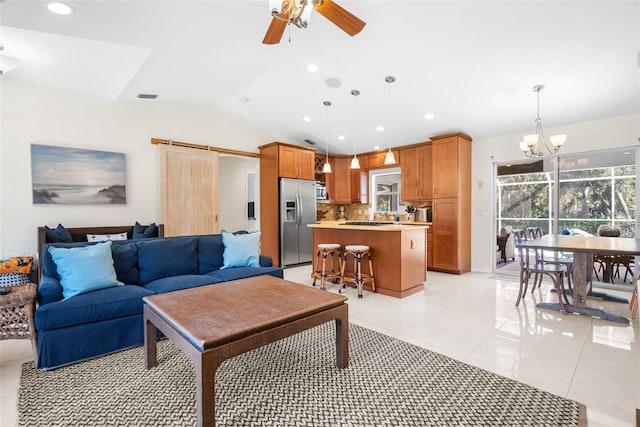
[221,231,261,269]
[48,241,123,299]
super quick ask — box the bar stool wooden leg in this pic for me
[340,245,374,298]
[311,244,341,291]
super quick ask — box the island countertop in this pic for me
[308,222,429,232]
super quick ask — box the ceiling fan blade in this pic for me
[315,0,366,37]
[262,16,288,44]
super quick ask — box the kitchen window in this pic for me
[370,168,406,214]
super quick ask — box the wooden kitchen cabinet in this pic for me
[428,133,472,274]
[431,198,459,272]
[277,144,315,180]
[326,156,368,204]
[364,150,400,169]
[400,143,432,201]
[432,134,470,199]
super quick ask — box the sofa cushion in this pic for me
[137,237,198,284]
[204,266,283,283]
[44,224,73,243]
[221,230,261,269]
[110,241,140,285]
[49,241,123,300]
[86,232,128,242]
[35,284,154,330]
[143,274,223,294]
[196,234,225,274]
[133,221,159,239]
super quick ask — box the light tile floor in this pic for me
[1,267,638,426]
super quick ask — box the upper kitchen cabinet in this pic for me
[431,133,472,199]
[268,142,315,180]
[400,143,432,201]
[325,156,368,204]
[364,150,401,170]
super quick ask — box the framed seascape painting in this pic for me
[31,144,126,204]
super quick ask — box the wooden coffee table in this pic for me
[143,275,349,427]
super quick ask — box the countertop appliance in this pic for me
[415,207,432,222]
[280,178,316,266]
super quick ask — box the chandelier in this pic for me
[519,84,566,158]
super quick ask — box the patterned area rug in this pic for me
[18,324,586,426]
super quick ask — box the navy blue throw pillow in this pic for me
[133,222,158,239]
[44,224,73,243]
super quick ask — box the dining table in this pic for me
[518,234,640,324]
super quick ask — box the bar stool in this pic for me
[311,244,342,291]
[340,245,375,298]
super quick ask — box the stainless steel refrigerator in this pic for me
[280,178,316,266]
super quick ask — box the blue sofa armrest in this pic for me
[259,255,273,267]
[38,275,64,306]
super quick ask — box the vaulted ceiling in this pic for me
[1,1,638,155]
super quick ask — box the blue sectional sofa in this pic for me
[36,233,283,369]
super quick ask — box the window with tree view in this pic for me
[496,148,636,238]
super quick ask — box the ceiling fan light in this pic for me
[384,150,396,165]
[550,134,567,147]
[322,161,332,173]
[350,156,360,169]
[299,1,313,26]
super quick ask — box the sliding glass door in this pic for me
[494,146,637,269]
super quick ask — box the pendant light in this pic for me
[322,100,332,173]
[383,76,397,165]
[350,89,361,169]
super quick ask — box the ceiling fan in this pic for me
[263,0,366,45]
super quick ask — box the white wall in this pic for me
[218,156,260,233]
[471,113,640,273]
[0,77,275,259]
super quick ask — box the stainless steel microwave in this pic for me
[316,184,328,200]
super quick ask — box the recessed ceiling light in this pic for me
[307,64,318,72]
[47,2,74,15]
[338,135,345,140]
[374,145,380,150]
[376,126,384,132]
[424,113,435,120]
[303,116,311,122]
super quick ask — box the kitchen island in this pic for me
[308,222,428,298]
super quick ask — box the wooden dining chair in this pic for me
[515,246,569,314]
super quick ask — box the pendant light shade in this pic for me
[383,76,397,165]
[350,89,360,169]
